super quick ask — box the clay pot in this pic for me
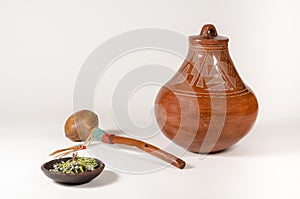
[155,24,258,153]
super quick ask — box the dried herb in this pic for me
[50,157,98,174]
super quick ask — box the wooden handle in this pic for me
[110,135,185,169]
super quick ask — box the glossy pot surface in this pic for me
[155,24,258,153]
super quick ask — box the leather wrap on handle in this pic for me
[110,135,186,169]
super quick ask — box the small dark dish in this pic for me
[41,157,105,184]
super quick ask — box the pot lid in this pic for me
[189,24,229,46]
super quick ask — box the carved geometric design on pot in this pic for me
[175,49,243,92]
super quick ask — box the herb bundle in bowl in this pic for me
[41,155,105,184]
[50,157,99,174]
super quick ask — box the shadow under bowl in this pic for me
[41,157,105,185]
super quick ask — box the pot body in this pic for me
[155,27,258,153]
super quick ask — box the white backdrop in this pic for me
[0,0,300,199]
[1,0,299,126]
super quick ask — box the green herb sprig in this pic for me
[50,157,98,174]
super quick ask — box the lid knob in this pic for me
[189,24,228,46]
[200,24,218,38]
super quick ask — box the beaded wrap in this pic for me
[92,128,106,141]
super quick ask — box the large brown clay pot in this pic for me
[155,24,258,153]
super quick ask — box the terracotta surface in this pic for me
[155,24,258,153]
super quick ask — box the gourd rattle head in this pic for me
[64,110,99,142]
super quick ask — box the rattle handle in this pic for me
[110,135,186,169]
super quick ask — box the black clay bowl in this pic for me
[41,157,105,184]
